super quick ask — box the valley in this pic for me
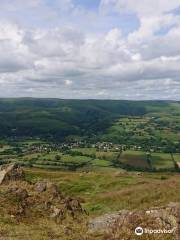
[0,99,179,239]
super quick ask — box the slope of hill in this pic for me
[0,98,179,144]
[0,98,147,139]
[0,164,180,240]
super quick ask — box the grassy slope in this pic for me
[25,168,180,216]
[0,167,179,240]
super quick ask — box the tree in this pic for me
[54,155,61,161]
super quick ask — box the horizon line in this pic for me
[0,97,179,102]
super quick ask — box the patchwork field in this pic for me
[101,115,180,150]
[0,142,179,172]
[119,150,179,170]
[151,152,177,169]
[120,150,150,168]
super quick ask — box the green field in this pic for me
[120,150,150,168]
[119,150,179,170]
[151,152,176,169]
[0,142,179,172]
[101,114,180,151]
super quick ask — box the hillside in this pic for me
[0,99,179,144]
[0,98,179,172]
[0,100,179,239]
[0,164,179,240]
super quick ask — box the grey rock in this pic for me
[0,163,24,184]
[89,203,180,237]
[34,181,47,193]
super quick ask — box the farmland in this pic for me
[101,115,180,151]
[0,99,179,240]
[0,140,179,172]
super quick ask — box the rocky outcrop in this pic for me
[0,164,84,223]
[34,181,47,193]
[89,210,129,233]
[89,203,180,239]
[0,163,24,184]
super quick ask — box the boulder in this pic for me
[89,210,130,233]
[89,203,180,237]
[34,181,47,193]
[0,163,24,184]
[34,181,60,198]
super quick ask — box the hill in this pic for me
[0,99,179,145]
[0,164,179,240]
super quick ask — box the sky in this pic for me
[0,0,180,100]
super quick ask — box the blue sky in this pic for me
[74,0,100,9]
[0,0,180,100]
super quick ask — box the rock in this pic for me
[15,188,28,201]
[0,163,24,184]
[7,186,28,201]
[34,181,47,193]
[50,206,65,222]
[46,182,58,193]
[44,201,52,210]
[6,186,28,217]
[46,182,60,200]
[0,171,84,223]
[0,170,7,184]
[89,204,180,237]
[89,210,129,233]
[65,197,83,212]
[50,197,83,222]
[34,181,59,194]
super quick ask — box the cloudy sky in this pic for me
[0,0,180,100]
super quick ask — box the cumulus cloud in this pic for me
[0,0,179,99]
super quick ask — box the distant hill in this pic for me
[0,98,179,142]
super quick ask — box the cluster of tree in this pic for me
[0,98,147,140]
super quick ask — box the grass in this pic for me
[0,144,179,171]
[174,153,180,162]
[0,215,89,240]
[92,159,112,167]
[120,150,149,168]
[119,150,179,170]
[24,168,180,216]
[73,148,97,155]
[101,113,180,143]
[0,165,179,240]
[151,152,175,169]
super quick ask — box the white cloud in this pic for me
[0,1,179,99]
[64,79,73,86]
